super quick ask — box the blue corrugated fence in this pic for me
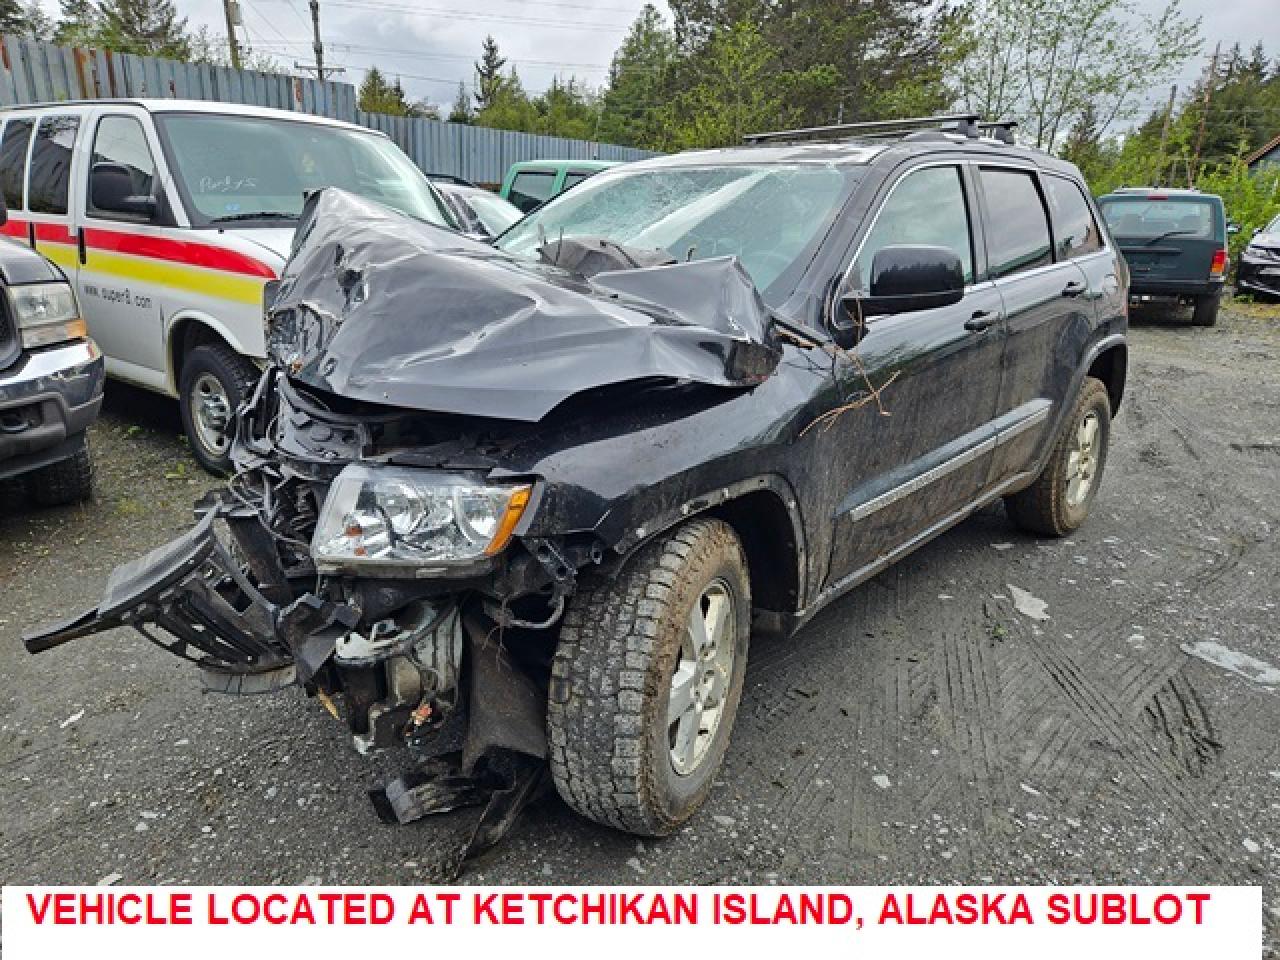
[0,35,654,183]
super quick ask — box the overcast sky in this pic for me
[30,0,1280,119]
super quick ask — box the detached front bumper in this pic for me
[0,339,104,480]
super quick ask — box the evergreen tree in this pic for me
[0,0,28,34]
[358,67,411,116]
[473,34,508,111]
[448,82,474,124]
[96,0,189,59]
[597,4,677,147]
[20,1,53,39]
[53,0,98,45]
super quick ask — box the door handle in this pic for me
[77,227,86,265]
[964,310,998,332]
[1062,280,1086,297]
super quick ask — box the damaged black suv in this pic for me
[26,115,1128,857]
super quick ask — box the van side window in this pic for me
[29,115,80,215]
[0,118,34,210]
[853,165,974,289]
[1044,176,1102,259]
[562,172,591,191]
[978,168,1052,278]
[89,116,157,220]
[508,171,555,213]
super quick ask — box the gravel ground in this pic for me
[1,300,1277,944]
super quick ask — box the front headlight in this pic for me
[311,464,533,572]
[7,282,86,349]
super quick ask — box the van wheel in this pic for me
[1005,376,1111,537]
[1192,293,1220,326]
[29,441,94,507]
[179,344,260,475]
[547,518,750,836]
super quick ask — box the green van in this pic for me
[1096,187,1230,326]
[499,160,617,214]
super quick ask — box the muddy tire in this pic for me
[1005,376,1111,537]
[547,518,750,836]
[1192,293,1220,326]
[179,344,259,476]
[28,441,93,507]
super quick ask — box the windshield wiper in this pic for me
[1143,228,1198,245]
[209,211,298,223]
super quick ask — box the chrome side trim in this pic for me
[845,404,1050,523]
[795,470,1035,631]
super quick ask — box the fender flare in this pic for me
[602,473,810,610]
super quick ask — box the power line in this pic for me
[260,0,634,32]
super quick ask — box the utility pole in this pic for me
[1156,83,1177,185]
[1190,42,1220,185]
[222,0,242,70]
[310,0,324,78]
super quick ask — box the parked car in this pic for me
[0,193,104,506]
[1096,187,1228,325]
[499,159,616,213]
[432,180,523,238]
[1236,211,1280,300]
[26,115,1128,858]
[0,100,458,474]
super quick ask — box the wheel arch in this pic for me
[1086,339,1127,414]
[604,476,807,616]
[165,310,259,394]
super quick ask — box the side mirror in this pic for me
[90,162,157,219]
[1227,221,1241,236]
[832,245,965,349]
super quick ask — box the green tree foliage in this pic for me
[595,4,676,147]
[957,0,1202,151]
[473,34,509,111]
[96,0,189,59]
[358,68,416,116]
[448,82,474,124]
[53,0,98,45]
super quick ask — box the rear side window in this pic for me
[979,168,1052,278]
[854,165,974,287]
[89,115,157,220]
[29,115,80,215]
[1098,198,1214,240]
[1044,176,1102,259]
[0,118,34,210]
[508,171,555,213]
[562,171,591,191]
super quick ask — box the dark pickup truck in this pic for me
[25,115,1128,861]
[0,197,103,505]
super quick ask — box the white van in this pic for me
[0,100,456,472]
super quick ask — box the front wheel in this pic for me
[1005,376,1111,537]
[28,440,93,506]
[547,517,751,836]
[178,344,260,475]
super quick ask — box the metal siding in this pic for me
[0,35,657,179]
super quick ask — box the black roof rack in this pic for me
[978,120,1018,144]
[744,113,981,144]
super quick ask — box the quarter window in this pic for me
[508,171,555,213]
[1044,176,1102,259]
[978,168,1052,278]
[854,165,974,289]
[0,118,34,210]
[89,116,158,220]
[29,115,80,215]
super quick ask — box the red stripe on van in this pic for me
[4,217,277,279]
[82,227,278,279]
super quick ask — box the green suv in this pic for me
[1097,187,1229,326]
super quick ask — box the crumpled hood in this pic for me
[1248,231,1280,251]
[266,188,780,422]
[221,226,295,262]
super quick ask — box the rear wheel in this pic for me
[1192,292,1220,326]
[1005,376,1111,537]
[28,441,93,507]
[547,518,750,835]
[178,344,260,475]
